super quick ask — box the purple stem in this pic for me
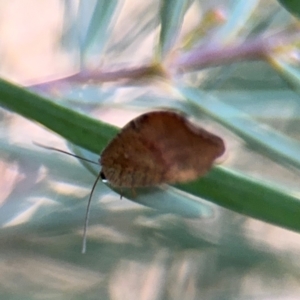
[173,31,300,72]
[29,31,300,91]
[29,65,160,92]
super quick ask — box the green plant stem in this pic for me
[0,78,300,234]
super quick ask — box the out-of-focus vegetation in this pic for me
[0,1,300,299]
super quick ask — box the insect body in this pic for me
[37,110,225,253]
[100,111,225,187]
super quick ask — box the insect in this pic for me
[100,110,225,187]
[37,110,225,253]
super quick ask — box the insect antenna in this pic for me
[34,141,102,253]
[81,171,102,254]
[33,142,99,165]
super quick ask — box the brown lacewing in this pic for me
[37,110,225,253]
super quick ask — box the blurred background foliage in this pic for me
[0,0,300,299]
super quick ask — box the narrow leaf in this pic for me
[177,166,300,233]
[278,0,300,19]
[0,79,300,233]
[0,79,116,154]
[80,0,120,60]
[158,0,188,59]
